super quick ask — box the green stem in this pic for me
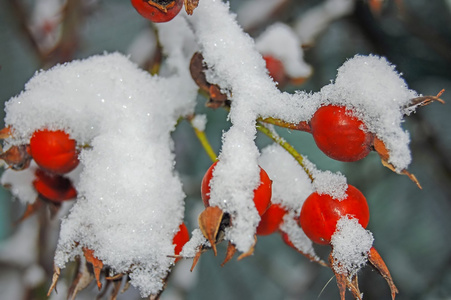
[256,121,314,182]
[189,116,218,163]
[258,117,311,133]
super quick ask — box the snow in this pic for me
[330,216,374,276]
[294,0,355,45]
[258,144,313,213]
[280,214,319,261]
[3,48,197,296]
[1,0,423,296]
[236,0,288,30]
[320,55,418,171]
[127,27,158,67]
[255,23,311,79]
[1,162,38,204]
[191,114,207,131]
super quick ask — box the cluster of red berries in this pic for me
[29,129,79,204]
[2,128,190,257]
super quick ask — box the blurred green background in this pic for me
[0,0,450,299]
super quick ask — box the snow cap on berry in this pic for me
[330,216,374,276]
[319,54,418,171]
[255,23,312,79]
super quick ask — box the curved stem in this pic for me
[258,117,311,133]
[256,121,314,182]
[188,116,218,163]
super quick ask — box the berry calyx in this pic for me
[310,105,373,162]
[29,129,79,174]
[33,169,77,202]
[201,161,272,216]
[130,0,183,23]
[256,203,286,235]
[299,185,370,245]
[173,222,190,262]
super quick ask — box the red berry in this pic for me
[310,105,373,162]
[263,55,286,85]
[33,169,77,202]
[201,161,272,216]
[256,203,286,235]
[173,222,190,262]
[130,0,183,23]
[299,185,370,245]
[29,130,79,174]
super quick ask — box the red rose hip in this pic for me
[299,185,370,245]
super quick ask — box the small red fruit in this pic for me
[201,161,272,216]
[299,185,369,245]
[33,169,77,202]
[130,0,183,23]
[256,203,286,235]
[173,222,190,261]
[310,105,373,162]
[29,129,79,174]
[263,55,286,85]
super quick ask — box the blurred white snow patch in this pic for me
[258,144,313,213]
[320,54,418,171]
[191,114,207,131]
[29,0,65,52]
[236,0,288,30]
[23,264,46,288]
[294,0,355,45]
[1,162,38,204]
[0,217,39,267]
[127,27,158,67]
[331,217,373,276]
[280,213,319,261]
[312,169,347,200]
[255,23,311,78]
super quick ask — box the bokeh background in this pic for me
[0,0,450,299]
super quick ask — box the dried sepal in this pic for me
[47,265,61,296]
[221,242,236,267]
[189,52,229,108]
[198,206,224,256]
[68,257,94,300]
[237,235,257,261]
[406,89,445,110]
[0,145,32,170]
[82,247,104,290]
[146,0,175,13]
[373,137,422,189]
[368,247,398,300]
[0,127,12,139]
[184,0,199,15]
[328,253,363,300]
